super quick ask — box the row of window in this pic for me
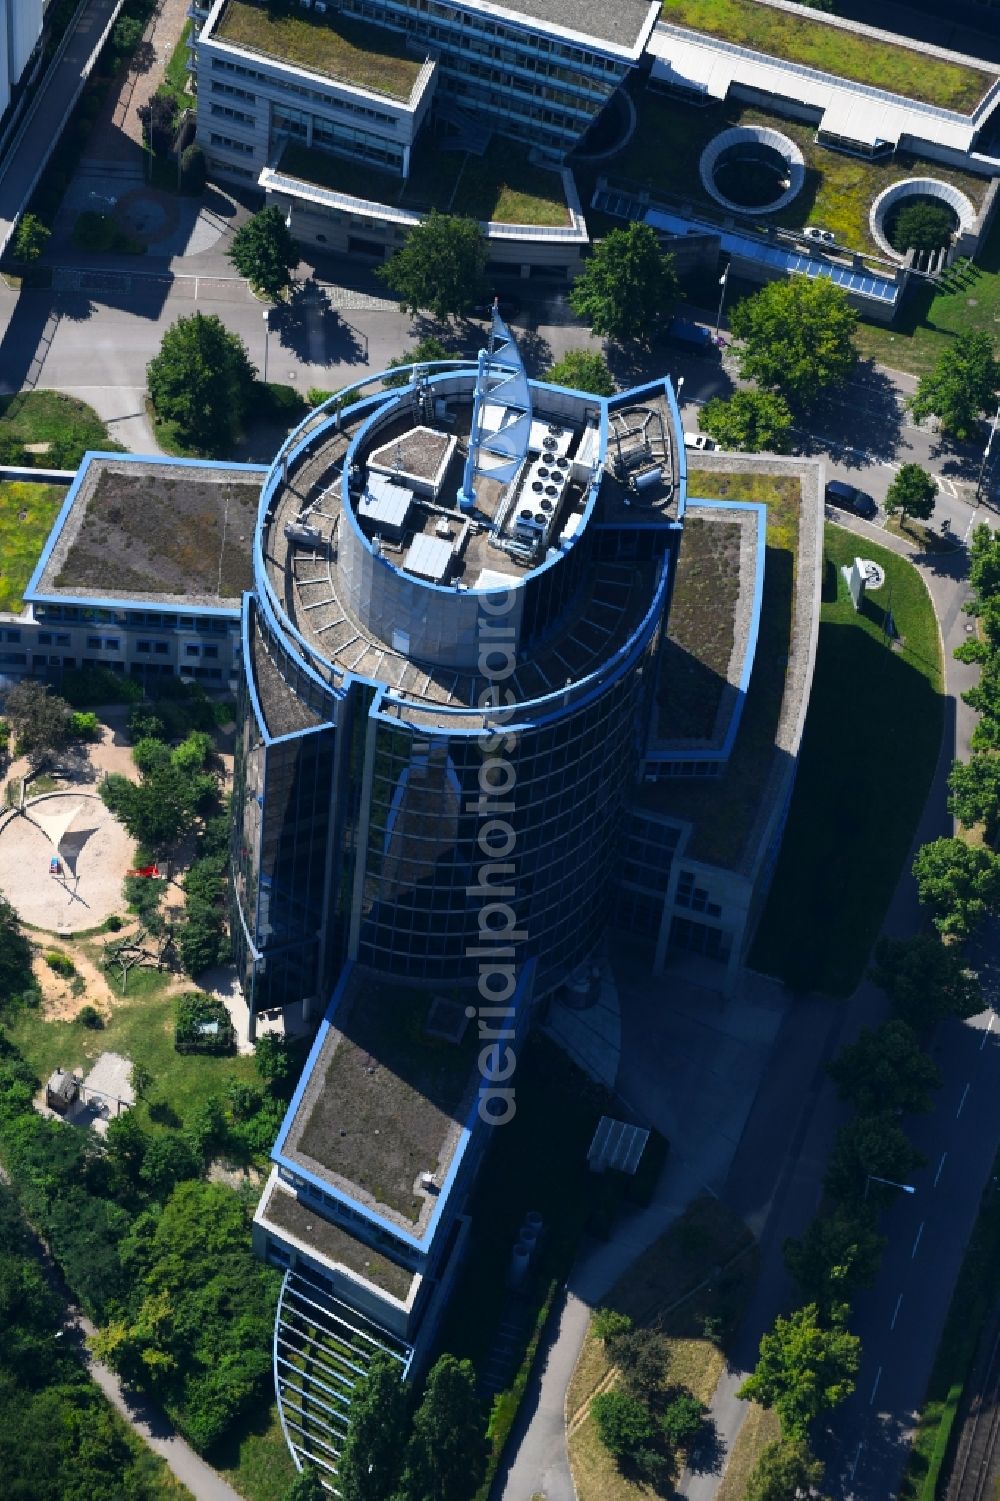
[211,101,256,127]
[208,54,402,127]
[347,0,626,77]
[38,605,232,632]
[675,870,722,919]
[211,130,255,157]
[273,105,406,171]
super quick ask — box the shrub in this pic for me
[104,913,123,932]
[77,1005,103,1029]
[45,951,75,978]
[71,211,144,255]
[127,707,165,742]
[69,710,99,741]
[659,1390,704,1449]
[61,666,143,708]
[591,1388,657,1459]
[593,1308,633,1343]
[174,991,234,1054]
[179,143,206,194]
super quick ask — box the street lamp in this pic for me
[714,263,730,339]
[262,308,270,385]
[864,1174,916,1202]
[976,402,1000,505]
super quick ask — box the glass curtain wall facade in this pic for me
[231,357,682,1033]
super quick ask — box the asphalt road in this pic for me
[822,1008,1000,1501]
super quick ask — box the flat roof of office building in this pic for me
[26,455,265,613]
[277,969,481,1240]
[211,0,428,103]
[466,0,660,55]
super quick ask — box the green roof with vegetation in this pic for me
[0,482,66,613]
[751,525,943,994]
[638,471,799,869]
[659,0,995,111]
[288,975,480,1227]
[605,91,987,256]
[216,0,424,101]
[655,514,743,743]
[279,137,570,227]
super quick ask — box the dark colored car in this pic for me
[825,480,877,519]
[667,316,715,350]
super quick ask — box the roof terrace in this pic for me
[260,381,673,722]
[213,0,427,102]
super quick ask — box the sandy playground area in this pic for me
[0,792,132,931]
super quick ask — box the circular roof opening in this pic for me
[700,126,805,216]
[870,178,976,262]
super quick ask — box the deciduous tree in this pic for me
[399,1354,487,1501]
[591,1387,657,1459]
[948,755,1000,842]
[911,836,1000,939]
[542,349,616,396]
[823,1114,924,1205]
[2,681,73,769]
[338,1352,408,1501]
[783,1205,886,1313]
[872,933,982,1031]
[737,1304,860,1438]
[146,312,256,452]
[227,207,299,301]
[699,389,793,452]
[730,277,858,407]
[378,213,487,320]
[827,1020,940,1115]
[12,214,50,264]
[884,463,937,526]
[568,222,678,344]
[746,1437,825,1501]
[910,331,1000,441]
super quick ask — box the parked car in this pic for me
[668,316,714,350]
[803,226,836,247]
[825,479,877,518]
[683,431,716,451]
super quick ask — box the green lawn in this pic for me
[0,390,121,466]
[279,136,569,226]
[856,214,1000,378]
[659,0,994,111]
[0,481,66,611]
[157,19,192,111]
[605,90,987,257]
[899,1150,1000,1501]
[217,0,423,100]
[751,524,943,994]
[212,1402,297,1501]
[5,960,260,1130]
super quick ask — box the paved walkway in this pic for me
[76,1303,245,1501]
[0,0,124,258]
